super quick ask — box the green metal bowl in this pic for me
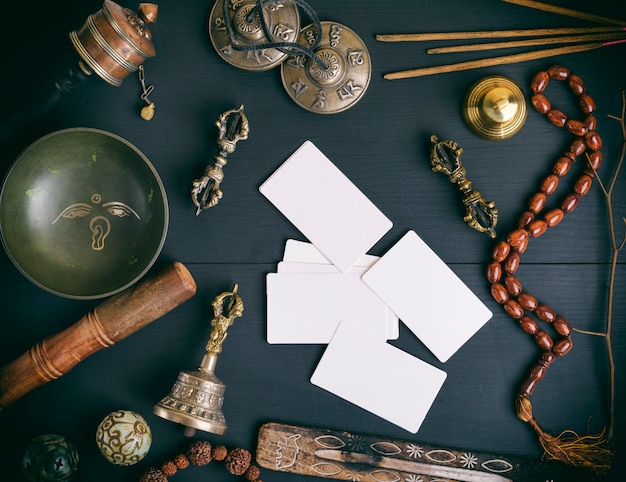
[0,128,168,299]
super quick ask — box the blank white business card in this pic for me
[283,238,381,268]
[361,230,492,363]
[276,261,399,340]
[259,141,393,272]
[266,273,389,343]
[311,322,447,433]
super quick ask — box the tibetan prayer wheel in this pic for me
[70,1,158,86]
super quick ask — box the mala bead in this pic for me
[491,283,509,304]
[553,336,573,356]
[531,70,549,93]
[565,119,587,137]
[504,299,524,319]
[574,174,593,196]
[504,251,520,274]
[568,74,585,95]
[527,219,547,238]
[561,193,579,213]
[518,292,538,311]
[540,174,559,195]
[186,440,213,466]
[518,211,534,229]
[173,454,189,469]
[161,461,177,477]
[519,315,539,334]
[504,274,522,296]
[579,94,596,114]
[507,229,529,253]
[225,448,252,476]
[140,468,167,482]
[245,465,261,481]
[536,304,556,323]
[568,138,587,158]
[544,208,564,227]
[585,131,602,150]
[585,115,597,132]
[492,241,510,262]
[487,261,503,283]
[547,108,567,127]
[528,193,546,213]
[531,93,550,114]
[553,156,573,177]
[212,445,228,461]
[534,330,553,351]
[519,351,555,397]
[548,65,569,80]
[554,317,572,337]
[587,150,602,170]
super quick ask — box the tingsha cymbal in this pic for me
[208,0,300,71]
[281,21,371,114]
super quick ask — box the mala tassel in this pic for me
[515,396,613,472]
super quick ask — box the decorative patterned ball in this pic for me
[95,410,152,465]
[22,434,79,482]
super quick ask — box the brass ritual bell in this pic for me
[153,285,244,437]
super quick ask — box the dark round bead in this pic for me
[492,241,510,262]
[531,71,549,93]
[548,65,569,80]
[531,93,550,114]
[547,109,567,127]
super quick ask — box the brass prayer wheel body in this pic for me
[70,1,158,86]
[462,75,527,141]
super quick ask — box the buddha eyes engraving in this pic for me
[52,193,140,251]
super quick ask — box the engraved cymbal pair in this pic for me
[208,0,370,113]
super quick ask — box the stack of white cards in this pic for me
[260,140,492,433]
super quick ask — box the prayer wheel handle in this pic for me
[0,1,158,147]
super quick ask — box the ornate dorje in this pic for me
[206,284,244,355]
[429,135,498,238]
[191,105,249,215]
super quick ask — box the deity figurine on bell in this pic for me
[153,284,244,436]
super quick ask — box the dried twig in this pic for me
[573,89,626,440]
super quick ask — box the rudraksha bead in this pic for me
[187,440,213,466]
[225,448,252,476]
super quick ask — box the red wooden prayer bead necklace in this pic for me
[486,65,611,472]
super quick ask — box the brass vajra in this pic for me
[206,284,244,355]
[429,135,498,238]
[191,105,249,215]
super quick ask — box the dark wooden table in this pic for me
[1,1,625,481]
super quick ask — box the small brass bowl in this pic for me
[0,128,168,299]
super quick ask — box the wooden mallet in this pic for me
[0,261,196,410]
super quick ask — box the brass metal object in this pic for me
[429,135,498,238]
[138,65,155,120]
[208,0,300,71]
[462,75,527,141]
[191,105,249,215]
[0,128,168,299]
[281,21,371,114]
[70,0,158,87]
[153,285,244,437]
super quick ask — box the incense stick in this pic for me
[376,26,623,42]
[427,31,626,54]
[501,0,626,27]
[384,40,626,80]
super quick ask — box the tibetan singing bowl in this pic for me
[0,128,168,299]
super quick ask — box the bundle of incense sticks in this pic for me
[377,0,626,79]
